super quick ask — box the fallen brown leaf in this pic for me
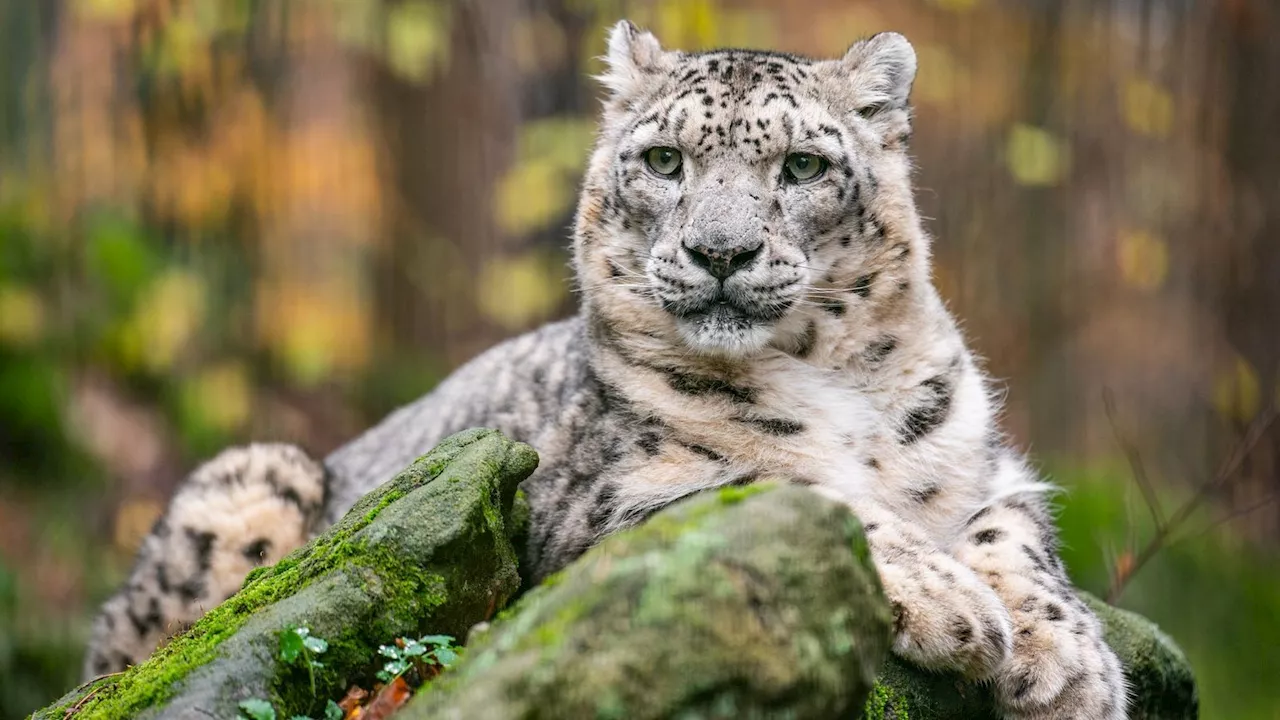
[338,684,370,718]
[359,676,413,720]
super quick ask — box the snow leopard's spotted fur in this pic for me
[84,22,1128,719]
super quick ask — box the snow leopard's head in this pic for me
[574,21,928,358]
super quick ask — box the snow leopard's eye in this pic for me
[645,147,683,177]
[783,153,827,183]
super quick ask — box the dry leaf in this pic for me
[359,676,413,720]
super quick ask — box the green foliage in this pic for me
[862,681,910,719]
[375,634,460,683]
[237,697,342,720]
[279,626,330,697]
[85,212,161,308]
[238,698,277,720]
[0,353,68,472]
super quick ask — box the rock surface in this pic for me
[33,429,1197,720]
[407,483,894,720]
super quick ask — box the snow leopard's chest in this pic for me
[609,351,994,539]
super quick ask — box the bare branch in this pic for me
[1107,401,1279,603]
[1103,387,1164,531]
[1174,493,1278,546]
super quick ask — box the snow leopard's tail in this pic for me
[81,443,328,679]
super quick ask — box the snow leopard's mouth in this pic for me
[659,289,796,358]
[694,302,753,324]
[661,291,791,325]
[667,296,788,355]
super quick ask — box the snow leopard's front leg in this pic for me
[954,491,1129,720]
[850,501,1015,679]
[82,444,327,679]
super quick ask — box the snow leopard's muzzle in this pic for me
[648,176,808,354]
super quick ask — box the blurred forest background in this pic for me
[1,0,1278,716]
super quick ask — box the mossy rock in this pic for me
[860,594,1197,720]
[405,483,895,720]
[402,475,1196,720]
[34,429,537,720]
[36,428,1197,720]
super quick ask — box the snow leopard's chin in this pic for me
[672,303,779,357]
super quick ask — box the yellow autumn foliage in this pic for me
[495,117,597,234]
[387,1,453,83]
[0,286,47,347]
[1005,124,1068,187]
[118,270,208,373]
[1214,355,1262,424]
[180,362,252,432]
[1116,230,1169,292]
[477,252,567,330]
[1123,78,1174,139]
[255,278,372,383]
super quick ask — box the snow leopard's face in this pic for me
[575,23,921,357]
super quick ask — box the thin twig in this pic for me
[1174,493,1279,546]
[1103,388,1165,531]
[65,672,124,717]
[64,670,124,697]
[67,688,102,716]
[1179,403,1279,519]
[1107,402,1279,603]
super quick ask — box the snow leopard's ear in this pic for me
[825,32,917,135]
[598,20,669,98]
[841,32,917,112]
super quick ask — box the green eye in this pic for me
[645,147,683,176]
[784,153,827,182]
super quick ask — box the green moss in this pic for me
[847,517,874,571]
[267,547,452,714]
[33,675,116,720]
[863,681,910,719]
[639,482,781,542]
[507,489,531,557]
[715,482,773,505]
[361,490,405,527]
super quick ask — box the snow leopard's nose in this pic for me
[683,237,763,280]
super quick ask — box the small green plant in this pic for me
[375,634,460,683]
[279,626,330,697]
[236,697,342,720]
[238,698,277,720]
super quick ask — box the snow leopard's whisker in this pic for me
[575,280,654,293]
[787,300,838,311]
[595,243,651,258]
[801,290,858,298]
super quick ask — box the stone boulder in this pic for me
[34,430,1197,720]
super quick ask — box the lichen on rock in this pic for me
[405,482,895,720]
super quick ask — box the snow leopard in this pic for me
[83,21,1129,720]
